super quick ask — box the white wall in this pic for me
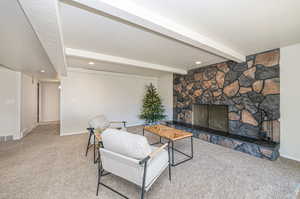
[40,82,60,122]
[158,73,173,120]
[60,68,157,135]
[0,68,40,139]
[0,67,21,139]
[21,74,38,137]
[280,43,300,162]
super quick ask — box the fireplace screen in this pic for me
[192,104,228,132]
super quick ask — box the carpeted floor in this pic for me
[0,124,300,199]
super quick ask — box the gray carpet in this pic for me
[0,124,300,199]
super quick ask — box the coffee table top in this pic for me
[144,124,193,141]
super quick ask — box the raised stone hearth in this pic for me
[173,49,280,160]
[163,121,279,161]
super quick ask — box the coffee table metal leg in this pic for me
[170,136,194,167]
[171,141,174,165]
[146,130,194,167]
[149,135,164,146]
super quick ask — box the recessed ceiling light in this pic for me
[195,61,202,65]
[40,70,45,73]
[88,61,95,65]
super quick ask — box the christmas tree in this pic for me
[140,83,166,124]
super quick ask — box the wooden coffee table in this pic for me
[143,124,193,167]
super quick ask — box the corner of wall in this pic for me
[14,72,22,140]
[158,73,173,120]
[279,43,300,162]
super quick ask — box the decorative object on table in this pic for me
[140,83,166,125]
[97,128,171,199]
[143,124,193,167]
[86,115,127,163]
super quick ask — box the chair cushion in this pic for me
[99,145,168,190]
[88,115,110,130]
[102,128,151,160]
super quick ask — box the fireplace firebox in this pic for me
[192,104,228,132]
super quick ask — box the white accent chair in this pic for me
[86,115,126,163]
[97,129,171,199]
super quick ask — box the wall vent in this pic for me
[0,135,13,142]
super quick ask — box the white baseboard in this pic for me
[24,124,36,136]
[16,123,38,140]
[60,122,145,136]
[39,121,60,125]
[13,134,21,140]
[280,154,300,162]
[126,122,145,127]
[296,184,300,197]
[21,128,28,136]
[60,130,87,136]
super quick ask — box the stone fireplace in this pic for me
[170,49,280,160]
[192,104,228,132]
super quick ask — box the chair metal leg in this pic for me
[96,167,129,198]
[85,132,92,156]
[96,155,102,196]
[191,136,194,159]
[97,148,101,171]
[141,160,148,199]
[96,170,101,196]
[93,135,96,164]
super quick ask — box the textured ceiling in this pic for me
[127,0,300,55]
[0,0,56,79]
[60,2,226,75]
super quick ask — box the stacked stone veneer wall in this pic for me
[173,49,280,142]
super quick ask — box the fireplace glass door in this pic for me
[193,104,228,132]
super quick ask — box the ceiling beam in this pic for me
[65,0,246,62]
[65,48,187,74]
[18,0,67,76]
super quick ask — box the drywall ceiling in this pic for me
[59,1,226,74]
[18,0,67,76]
[2,0,299,79]
[126,0,300,55]
[0,0,57,79]
[67,57,169,77]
